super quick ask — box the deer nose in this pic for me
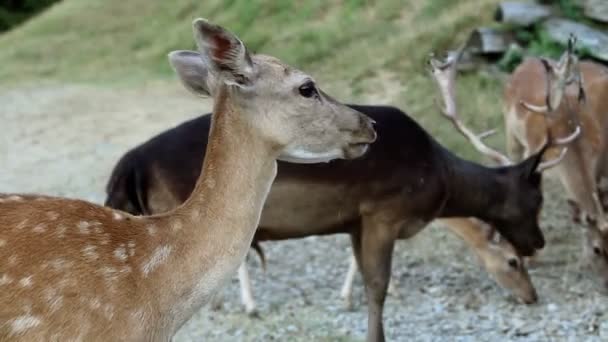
[357,114,377,143]
[523,289,538,304]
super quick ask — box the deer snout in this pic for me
[353,113,377,144]
[341,113,376,159]
[520,288,538,304]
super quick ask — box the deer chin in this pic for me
[278,143,370,164]
[343,143,370,160]
[278,148,344,164]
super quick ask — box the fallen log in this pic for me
[583,0,608,23]
[494,1,552,27]
[542,18,608,62]
[465,27,515,55]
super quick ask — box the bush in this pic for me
[0,0,61,33]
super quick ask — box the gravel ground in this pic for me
[2,82,608,341]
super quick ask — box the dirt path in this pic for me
[1,83,607,341]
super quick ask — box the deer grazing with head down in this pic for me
[338,43,587,308]
[105,44,580,340]
[0,18,376,341]
[504,36,608,290]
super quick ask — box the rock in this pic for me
[541,18,608,62]
[494,1,553,27]
[583,0,608,23]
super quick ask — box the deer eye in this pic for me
[508,258,519,269]
[298,81,318,98]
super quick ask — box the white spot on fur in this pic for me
[82,245,99,261]
[32,223,47,233]
[15,219,29,230]
[171,220,182,232]
[50,258,70,271]
[89,297,102,310]
[78,221,91,235]
[103,304,115,320]
[112,212,124,220]
[100,233,111,245]
[0,239,6,247]
[131,309,146,324]
[10,315,41,335]
[141,245,172,276]
[190,209,201,220]
[146,225,157,236]
[46,211,59,221]
[114,245,128,261]
[128,241,136,257]
[93,225,104,234]
[43,288,63,313]
[7,195,23,201]
[56,224,67,238]
[8,255,18,266]
[0,274,13,285]
[19,275,33,288]
[49,296,63,313]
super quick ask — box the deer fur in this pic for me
[504,40,608,290]
[104,58,579,340]
[0,19,376,341]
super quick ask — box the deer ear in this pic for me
[168,50,215,96]
[518,147,546,181]
[192,18,255,88]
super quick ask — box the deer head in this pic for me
[472,219,538,303]
[520,35,585,114]
[429,49,580,256]
[169,19,376,164]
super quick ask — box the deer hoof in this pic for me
[246,307,260,318]
[210,299,223,311]
[342,297,355,311]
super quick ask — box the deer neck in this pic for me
[151,86,279,329]
[438,156,505,221]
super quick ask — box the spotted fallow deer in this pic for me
[0,19,376,341]
[504,36,608,291]
[105,46,580,340]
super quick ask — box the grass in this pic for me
[0,0,508,160]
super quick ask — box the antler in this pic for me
[536,125,581,172]
[520,34,583,114]
[429,49,512,166]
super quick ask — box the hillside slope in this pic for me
[0,0,507,158]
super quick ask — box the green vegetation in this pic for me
[497,0,600,72]
[0,0,510,159]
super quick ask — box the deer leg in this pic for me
[357,217,397,342]
[237,262,258,317]
[340,254,358,311]
[209,289,224,311]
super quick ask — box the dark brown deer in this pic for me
[105,52,579,342]
[0,19,376,341]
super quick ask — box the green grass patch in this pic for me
[0,0,510,158]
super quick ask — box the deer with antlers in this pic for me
[105,44,580,340]
[504,35,608,290]
[0,18,377,341]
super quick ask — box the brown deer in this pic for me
[338,217,537,309]
[504,36,608,291]
[0,18,376,341]
[105,50,580,341]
